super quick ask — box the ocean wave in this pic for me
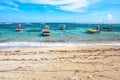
[0,23,13,24]
[0,42,120,49]
[0,42,82,47]
[24,23,33,25]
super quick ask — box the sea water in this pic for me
[0,23,120,48]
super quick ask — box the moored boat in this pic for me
[87,28,99,33]
[101,25,113,31]
[16,24,23,31]
[101,18,113,31]
[42,25,50,36]
[59,24,66,30]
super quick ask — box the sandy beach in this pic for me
[0,45,120,80]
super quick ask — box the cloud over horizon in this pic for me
[107,14,113,21]
[17,0,100,12]
[0,0,20,12]
[0,0,120,23]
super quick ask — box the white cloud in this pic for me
[0,0,100,12]
[0,5,21,12]
[9,7,20,12]
[0,0,18,7]
[0,0,21,12]
[18,0,100,12]
[59,0,87,12]
[107,14,113,20]
[6,1,18,7]
[19,0,78,5]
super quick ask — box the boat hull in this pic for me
[101,28,113,31]
[42,31,50,36]
[87,29,98,33]
[59,24,66,30]
[42,32,50,36]
[16,29,23,31]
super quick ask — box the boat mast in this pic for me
[43,17,46,25]
[88,19,91,28]
[102,18,104,27]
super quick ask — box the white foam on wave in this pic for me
[3,23,13,24]
[0,42,86,47]
[0,42,120,49]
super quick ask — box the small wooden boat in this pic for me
[16,24,23,31]
[42,25,50,36]
[101,18,113,31]
[87,28,99,33]
[59,24,66,30]
[101,25,113,31]
[102,27,113,31]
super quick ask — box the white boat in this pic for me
[16,24,23,31]
[42,25,50,36]
[59,24,66,30]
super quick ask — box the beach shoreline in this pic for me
[0,41,120,50]
[0,45,120,80]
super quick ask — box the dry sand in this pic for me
[0,45,120,80]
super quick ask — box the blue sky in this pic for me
[0,0,120,23]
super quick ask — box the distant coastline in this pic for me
[0,22,120,24]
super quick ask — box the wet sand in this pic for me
[0,45,120,80]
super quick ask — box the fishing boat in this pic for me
[101,18,113,31]
[87,28,99,33]
[102,27,113,31]
[86,19,99,33]
[101,25,113,31]
[16,24,23,31]
[42,25,50,36]
[59,24,66,30]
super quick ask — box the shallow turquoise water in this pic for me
[0,23,120,42]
